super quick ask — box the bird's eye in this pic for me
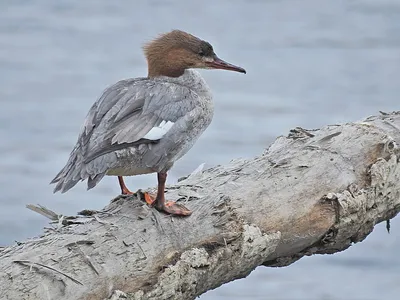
[199,42,213,57]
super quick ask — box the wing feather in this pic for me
[78,78,195,164]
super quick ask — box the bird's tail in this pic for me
[50,145,105,193]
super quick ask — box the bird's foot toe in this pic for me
[143,192,156,205]
[140,192,192,216]
[156,201,192,216]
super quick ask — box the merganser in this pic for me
[51,30,246,216]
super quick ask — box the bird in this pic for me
[51,30,246,216]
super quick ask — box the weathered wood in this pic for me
[1,112,400,300]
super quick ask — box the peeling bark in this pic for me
[1,112,400,300]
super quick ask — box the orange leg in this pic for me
[118,176,134,195]
[144,172,192,216]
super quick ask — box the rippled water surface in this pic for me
[1,1,399,299]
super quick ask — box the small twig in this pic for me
[13,260,83,285]
[26,204,58,221]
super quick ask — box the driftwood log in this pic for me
[1,112,400,300]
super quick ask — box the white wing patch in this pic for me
[143,120,175,140]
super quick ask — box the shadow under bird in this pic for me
[51,30,246,216]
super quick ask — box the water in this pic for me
[1,1,399,299]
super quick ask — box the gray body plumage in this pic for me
[51,70,214,193]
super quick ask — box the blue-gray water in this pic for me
[1,1,399,299]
